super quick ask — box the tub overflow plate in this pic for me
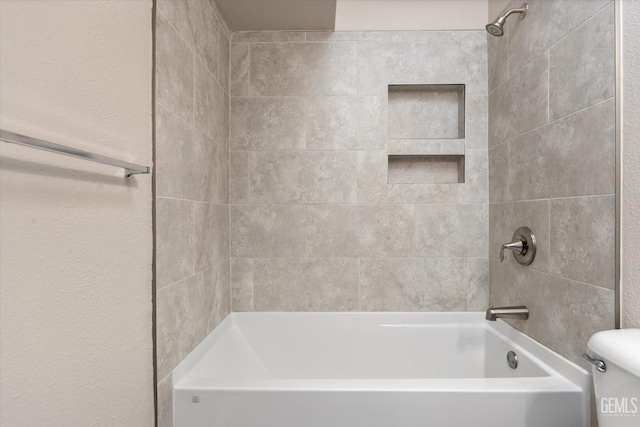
[507,351,518,369]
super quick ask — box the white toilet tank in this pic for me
[586,329,640,427]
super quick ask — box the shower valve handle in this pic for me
[500,240,525,262]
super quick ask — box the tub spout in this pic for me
[485,305,529,321]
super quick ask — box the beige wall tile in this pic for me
[414,204,488,257]
[307,204,414,258]
[549,5,615,120]
[549,196,615,289]
[230,151,250,204]
[231,259,253,311]
[306,96,387,150]
[387,139,465,156]
[253,259,359,311]
[230,97,305,150]
[230,43,249,96]
[230,205,307,258]
[360,258,488,311]
[508,98,615,200]
[249,42,357,96]
[156,13,193,122]
[249,151,357,204]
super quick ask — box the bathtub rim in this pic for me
[172,311,589,394]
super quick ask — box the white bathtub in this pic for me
[173,312,589,427]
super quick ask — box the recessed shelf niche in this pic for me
[388,84,465,140]
[387,84,466,184]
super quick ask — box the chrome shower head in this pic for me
[486,2,528,37]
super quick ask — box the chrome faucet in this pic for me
[485,305,529,321]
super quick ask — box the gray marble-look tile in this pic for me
[202,265,219,333]
[253,259,359,311]
[305,31,362,42]
[387,139,465,156]
[194,203,229,272]
[156,272,208,379]
[549,195,615,289]
[156,105,216,202]
[230,43,249,97]
[156,13,193,123]
[218,143,229,204]
[508,98,615,199]
[249,151,357,204]
[232,31,306,43]
[360,258,488,311]
[306,204,414,258]
[231,258,253,311]
[414,204,488,257]
[230,151,250,204]
[461,31,488,94]
[508,0,612,76]
[488,142,509,203]
[489,200,550,271]
[194,59,228,141]
[488,52,548,145]
[357,40,467,96]
[549,5,615,120]
[356,150,465,204]
[218,28,230,94]
[249,42,357,96]
[487,29,509,92]
[489,260,615,365]
[158,0,220,76]
[388,88,463,139]
[215,261,231,328]
[465,94,489,149]
[624,0,640,25]
[230,97,305,150]
[230,205,307,258]
[157,374,173,427]
[387,156,463,184]
[306,96,387,150]
[464,149,489,203]
[156,198,195,289]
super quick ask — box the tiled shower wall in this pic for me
[488,0,616,366]
[229,31,489,312]
[154,1,230,425]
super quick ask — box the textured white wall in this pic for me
[0,1,154,426]
[336,0,488,30]
[622,0,640,328]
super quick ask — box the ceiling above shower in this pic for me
[216,0,337,31]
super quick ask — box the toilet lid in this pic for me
[587,329,640,378]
